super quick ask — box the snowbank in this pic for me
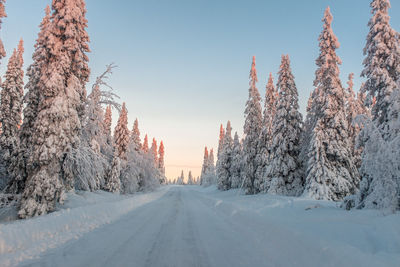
[0,187,168,266]
[193,186,400,266]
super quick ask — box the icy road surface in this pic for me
[2,186,400,267]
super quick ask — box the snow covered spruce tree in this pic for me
[207,149,216,184]
[131,118,142,151]
[217,121,233,191]
[7,7,51,195]
[265,55,303,196]
[217,124,224,158]
[150,138,158,165]
[361,0,400,125]
[158,140,165,175]
[106,103,129,193]
[345,74,369,169]
[242,56,263,194]
[19,0,91,218]
[188,171,194,185]
[200,146,209,185]
[303,7,359,201]
[0,39,24,186]
[113,103,130,160]
[230,132,243,189]
[104,105,112,146]
[106,154,121,193]
[256,72,278,191]
[350,0,400,211]
[142,134,149,153]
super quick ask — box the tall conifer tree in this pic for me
[242,56,263,194]
[265,55,303,196]
[20,0,91,218]
[303,7,359,201]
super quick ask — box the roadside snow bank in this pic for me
[193,186,400,266]
[0,187,168,266]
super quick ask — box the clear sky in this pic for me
[2,0,399,181]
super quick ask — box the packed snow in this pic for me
[1,185,399,267]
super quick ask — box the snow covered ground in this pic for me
[0,185,399,267]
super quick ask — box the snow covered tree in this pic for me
[142,134,149,153]
[84,64,120,156]
[265,55,303,196]
[207,149,216,185]
[303,7,359,201]
[158,140,165,175]
[19,0,91,218]
[177,170,185,185]
[7,6,51,194]
[150,138,158,165]
[187,171,194,185]
[217,121,233,191]
[230,132,243,189]
[105,153,121,193]
[242,56,263,194]
[0,0,6,62]
[217,124,225,158]
[114,103,130,160]
[104,105,112,145]
[200,146,209,185]
[345,73,368,169]
[349,0,400,211]
[130,118,141,151]
[361,0,400,125]
[256,72,278,191]
[0,40,24,174]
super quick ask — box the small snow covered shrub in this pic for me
[63,146,108,192]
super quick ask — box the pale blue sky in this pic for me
[2,0,399,180]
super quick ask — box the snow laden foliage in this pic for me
[62,146,108,192]
[349,0,400,212]
[361,0,400,125]
[130,118,142,152]
[242,56,263,194]
[7,7,51,195]
[347,89,400,212]
[62,65,121,192]
[19,0,90,218]
[217,121,233,191]
[0,0,6,62]
[83,64,120,156]
[256,73,278,191]
[230,132,243,189]
[303,7,359,201]
[265,55,303,196]
[0,40,24,187]
[114,103,130,160]
[121,140,162,194]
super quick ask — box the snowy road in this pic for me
[19,186,400,267]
